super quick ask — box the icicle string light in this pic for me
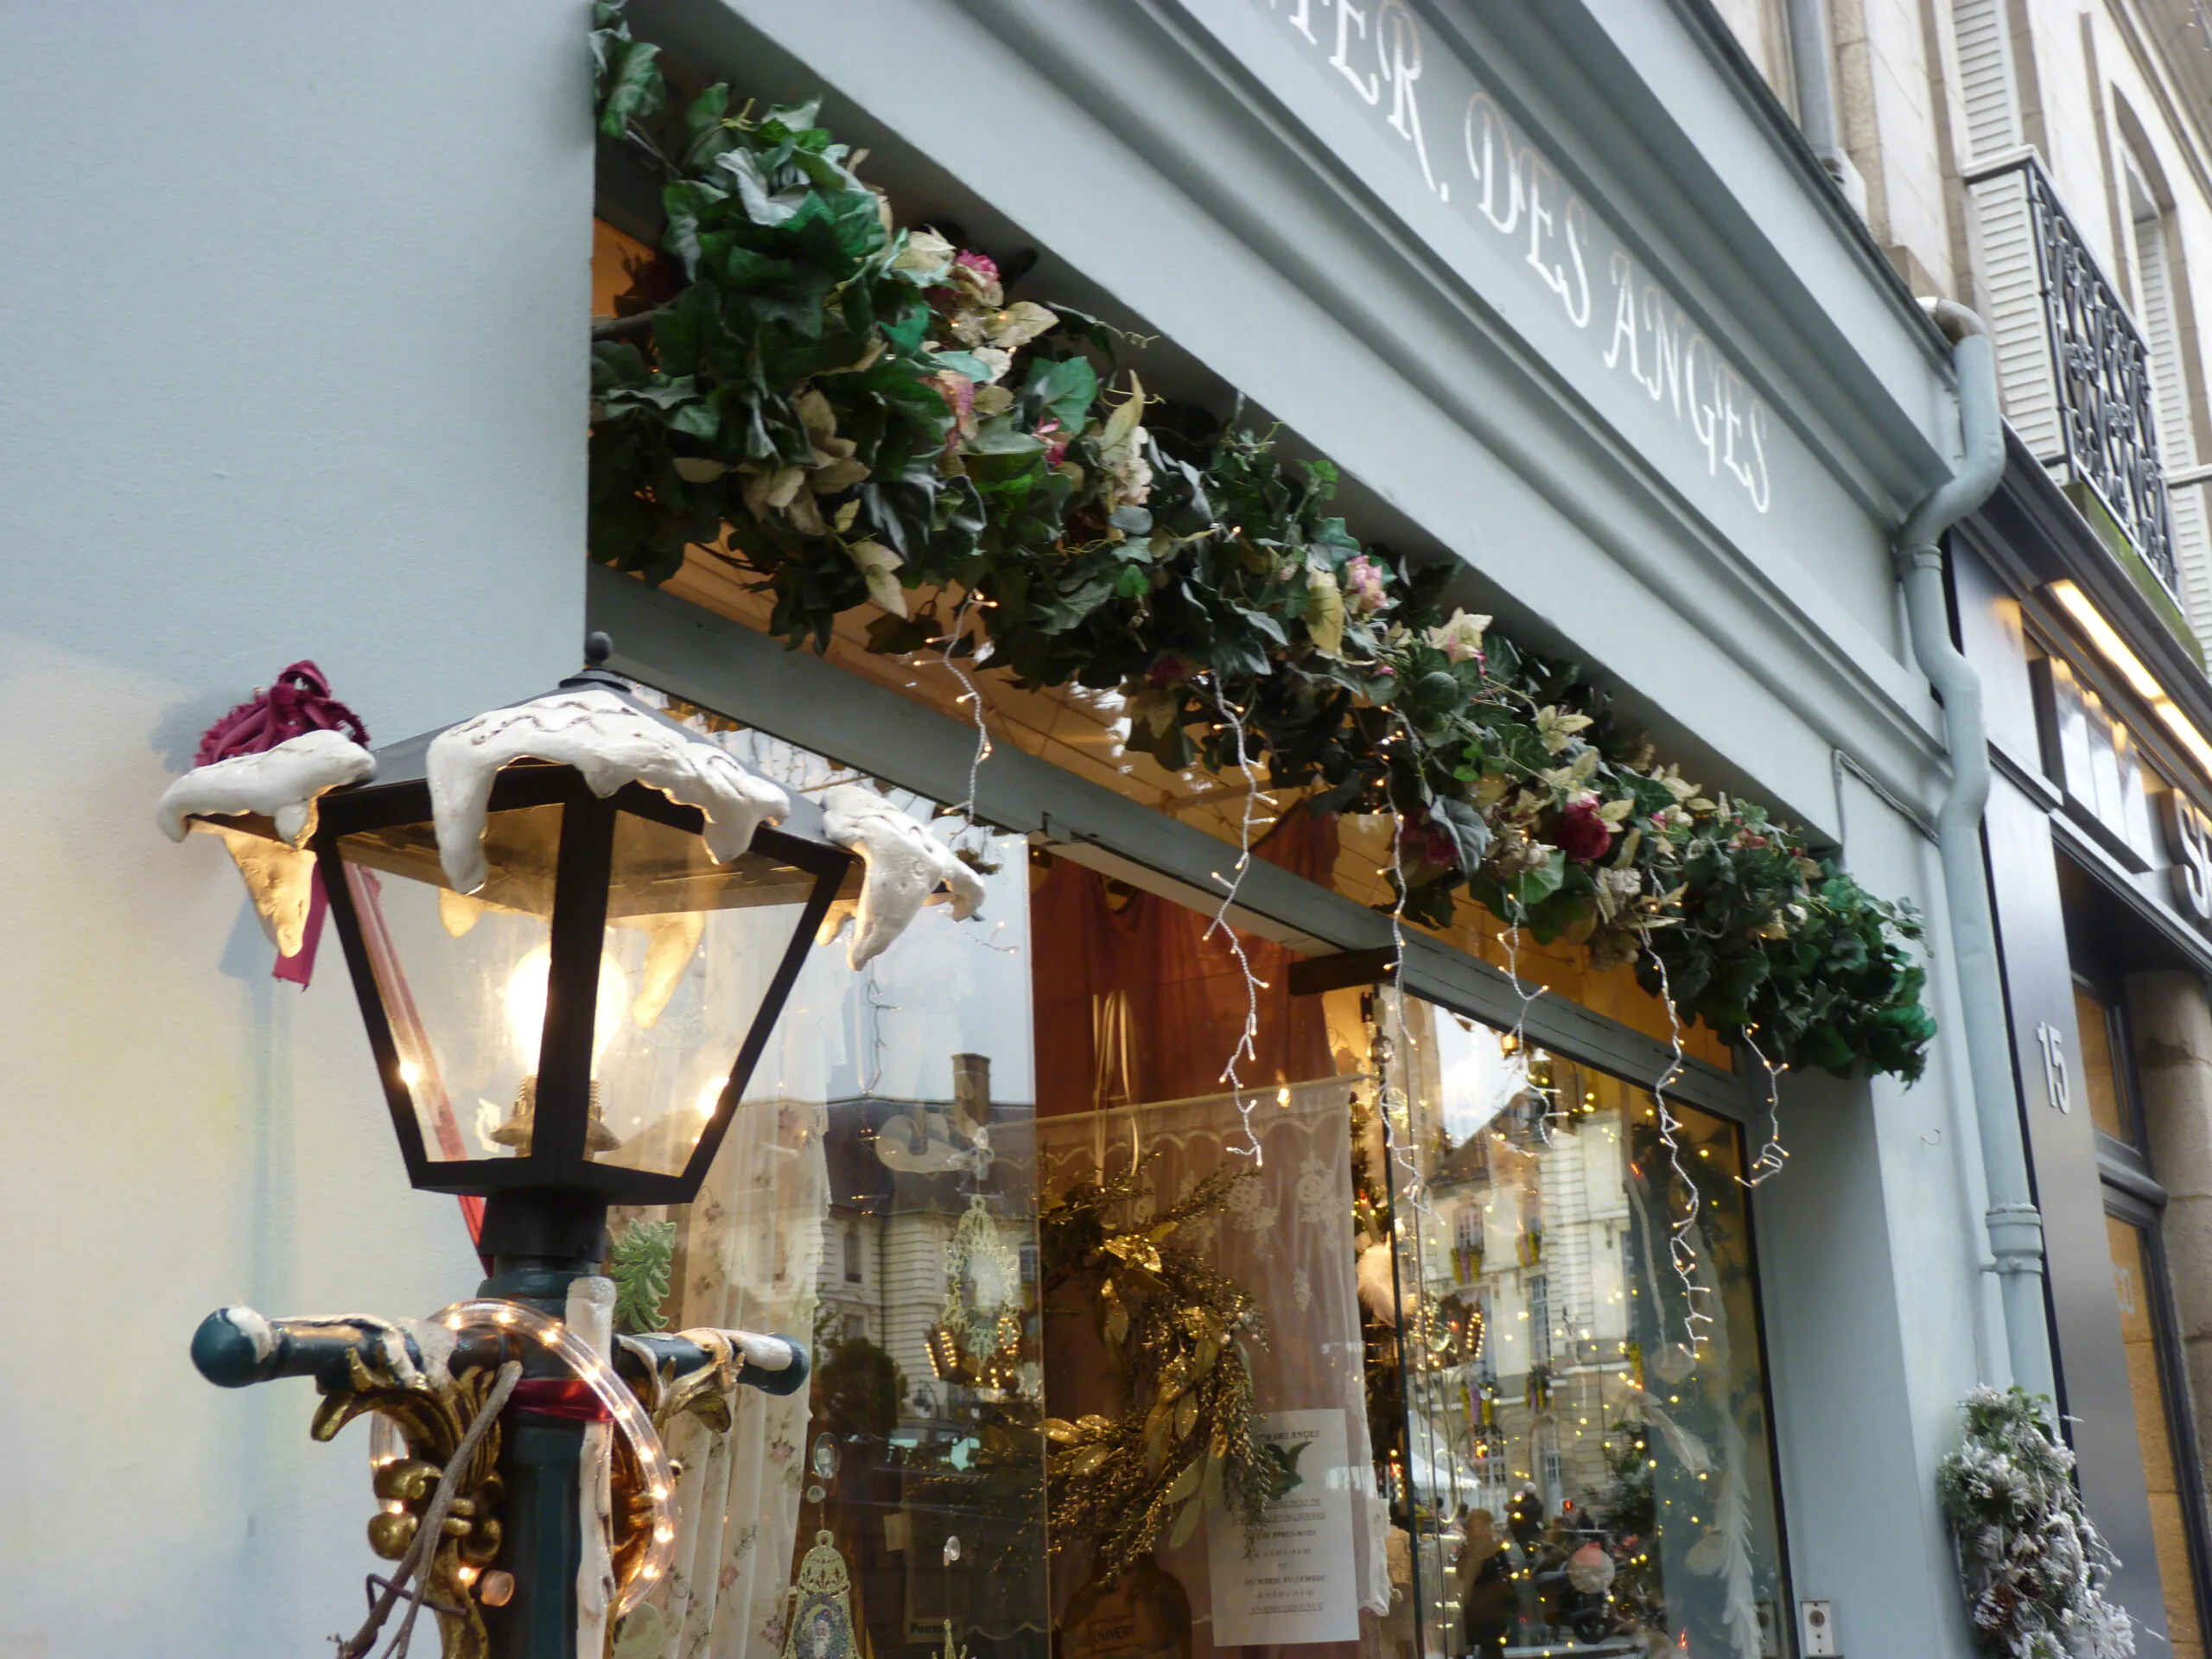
[1494,912,1562,1144]
[1642,944,1713,1357]
[1738,1030,1789,1188]
[861,963,899,1096]
[936,586,995,842]
[1379,787,1430,1220]
[1199,675,1269,1163]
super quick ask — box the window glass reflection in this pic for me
[1383,994,1788,1656]
[616,715,1047,1659]
[2107,1212,2207,1659]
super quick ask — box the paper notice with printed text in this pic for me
[1205,1408,1358,1645]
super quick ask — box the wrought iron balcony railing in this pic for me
[1967,150,2179,592]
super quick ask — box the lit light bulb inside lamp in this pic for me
[505,944,632,1072]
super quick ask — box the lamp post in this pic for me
[183,636,860,1659]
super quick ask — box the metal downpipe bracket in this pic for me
[1897,299,2054,1399]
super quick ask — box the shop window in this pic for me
[1030,849,1381,1657]
[636,715,1048,1659]
[613,701,1774,1659]
[2107,1210,2209,1659]
[1385,990,1789,1658]
[2076,979,2138,1146]
[2070,937,2212,1656]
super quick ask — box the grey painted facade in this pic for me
[596,3,2008,1656]
[0,3,2124,1657]
[0,5,592,1657]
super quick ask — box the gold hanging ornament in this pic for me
[933,1193,1025,1385]
[779,1532,862,1659]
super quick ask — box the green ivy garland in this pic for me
[587,4,1935,1080]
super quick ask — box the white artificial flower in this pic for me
[1426,608,1491,664]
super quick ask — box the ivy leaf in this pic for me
[715,147,809,227]
[591,4,667,141]
[1505,849,1567,909]
[1433,798,1492,873]
[1305,566,1345,657]
[1027,355,1100,430]
[1232,605,1290,648]
[666,400,721,441]
[846,539,907,616]
[933,350,997,384]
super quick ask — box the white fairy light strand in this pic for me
[861,963,899,1096]
[1380,802,1432,1220]
[937,586,995,842]
[1640,945,1714,1357]
[1199,674,1271,1162]
[1494,912,1563,1144]
[1738,1030,1789,1187]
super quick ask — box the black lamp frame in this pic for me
[313,760,851,1209]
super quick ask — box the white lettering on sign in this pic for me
[2035,1022,2071,1115]
[2163,791,2212,931]
[1255,0,1776,515]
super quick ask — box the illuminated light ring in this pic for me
[434,1297,678,1611]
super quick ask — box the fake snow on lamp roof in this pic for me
[817,783,986,968]
[156,640,990,974]
[425,685,791,894]
[153,721,378,957]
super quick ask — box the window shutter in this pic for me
[1955,0,2022,162]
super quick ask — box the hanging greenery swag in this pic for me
[1938,1387,2133,1658]
[587,5,1936,1081]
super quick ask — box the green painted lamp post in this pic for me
[187,636,857,1658]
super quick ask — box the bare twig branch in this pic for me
[591,309,663,342]
[335,1359,523,1659]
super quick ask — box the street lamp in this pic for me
[310,636,852,1267]
[181,636,864,1659]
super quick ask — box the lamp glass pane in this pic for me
[582,807,824,1178]
[335,804,563,1162]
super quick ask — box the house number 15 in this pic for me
[2036,1022,2071,1114]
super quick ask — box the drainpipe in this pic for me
[1783,0,1870,217]
[1897,297,2055,1400]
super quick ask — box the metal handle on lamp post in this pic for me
[190,1306,810,1400]
[191,1306,810,1659]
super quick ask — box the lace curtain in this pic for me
[654,1095,830,1659]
